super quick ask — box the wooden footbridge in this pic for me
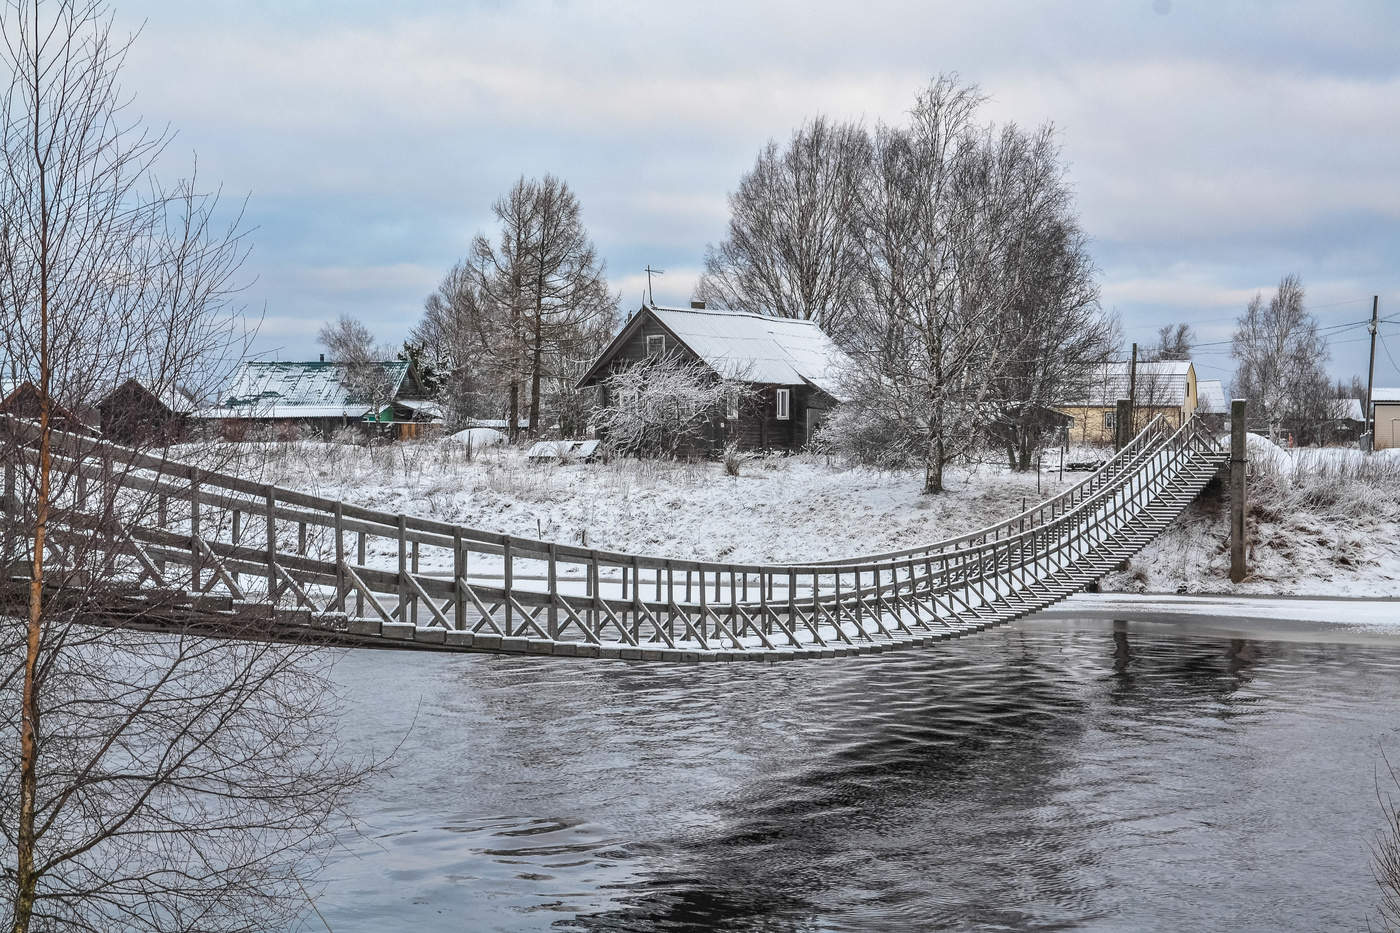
[2,414,1227,662]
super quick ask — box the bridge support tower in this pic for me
[1229,399,1248,583]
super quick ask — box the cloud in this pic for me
[108,0,1400,385]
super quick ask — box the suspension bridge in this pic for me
[2,414,1229,662]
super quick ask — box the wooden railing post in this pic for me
[231,508,241,589]
[502,537,514,635]
[356,530,366,618]
[265,489,277,605]
[452,528,465,630]
[190,473,201,593]
[334,501,346,613]
[547,542,559,639]
[397,514,408,626]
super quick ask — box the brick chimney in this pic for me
[690,300,706,310]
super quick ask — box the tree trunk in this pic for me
[15,205,51,933]
[528,331,543,437]
[923,432,945,494]
[508,380,520,442]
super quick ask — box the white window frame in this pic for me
[775,387,791,421]
[646,333,665,357]
[725,388,739,421]
[1103,410,1116,430]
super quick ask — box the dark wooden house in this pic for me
[0,381,97,437]
[576,302,852,455]
[97,378,196,445]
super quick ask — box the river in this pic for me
[303,615,1400,931]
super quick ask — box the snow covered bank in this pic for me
[1103,435,1400,598]
[1043,593,1400,631]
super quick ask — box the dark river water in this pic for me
[301,617,1400,932]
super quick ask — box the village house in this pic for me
[576,302,852,455]
[97,378,197,445]
[1372,387,1400,451]
[1056,360,1199,445]
[0,381,98,437]
[198,358,437,440]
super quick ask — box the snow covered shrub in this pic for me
[815,404,921,470]
[594,355,745,459]
[723,443,742,477]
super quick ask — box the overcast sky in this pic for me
[116,0,1400,389]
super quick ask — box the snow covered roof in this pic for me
[1373,387,1400,405]
[590,303,853,398]
[201,360,412,420]
[98,378,198,414]
[1329,398,1363,421]
[1196,379,1227,414]
[1058,360,1194,408]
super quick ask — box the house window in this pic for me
[1103,411,1116,431]
[725,388,739,420]
[646,333,665,357]
[775,388,791,421]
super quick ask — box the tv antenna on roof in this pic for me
[643,265,664,305]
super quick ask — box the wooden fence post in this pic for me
[1230,399,1248,583]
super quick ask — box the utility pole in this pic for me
[1128,342,1138,434]
[1365,295,1379,450]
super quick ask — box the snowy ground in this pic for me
[196,435,1400,599]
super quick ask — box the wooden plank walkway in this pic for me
[1,414,1227,662]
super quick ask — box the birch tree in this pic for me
[1231,274,1329,444]
[696,116,870,335]
[842,77,1011,493]
[0,3,362,929]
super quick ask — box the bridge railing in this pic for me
[2,412,1224,652]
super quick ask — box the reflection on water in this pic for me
[303,618,1400,932]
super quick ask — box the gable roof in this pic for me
[580,303,853,399]
[1196,379,1227,414]
[98,378,198,415]
[1058,360,1194,408]
[1329,398,1364,421]
[202,360,412,419]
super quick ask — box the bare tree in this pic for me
[469,176,617,439]
[983,123,1115,471]
[839,77,1014,493]
[1232,274,1330,444]
[317,313,401,433]
[410,261,495,427]
[696,116,870,335]
[593,354,746,458]
[0,2,361,929]
[1148,323,1194,361]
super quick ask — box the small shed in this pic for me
[1372,388,1400,451]
[97,378,196,445]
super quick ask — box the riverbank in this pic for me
[198,436,1400,599]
